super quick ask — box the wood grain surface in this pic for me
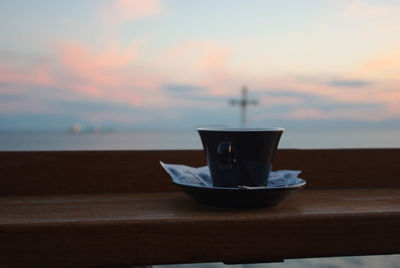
[1,149,400,195]
[1,149,400,267]
[1,189,400,267]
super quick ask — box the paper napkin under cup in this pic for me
[160,161,302,188]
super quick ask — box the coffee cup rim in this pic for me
[197,127,284,132]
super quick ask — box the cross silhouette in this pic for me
[230,86,258,128]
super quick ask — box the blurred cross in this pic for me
[230,86,258,128]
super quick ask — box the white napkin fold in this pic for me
[160,161,302,188]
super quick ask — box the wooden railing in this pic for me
[1,149,400,267]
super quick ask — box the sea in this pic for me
[1,126,400,268]
[2,126,400,151]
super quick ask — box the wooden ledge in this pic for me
[2,189,400,267]
[1,149,400,267]
[1,149,400,196]
[2,189,400,227]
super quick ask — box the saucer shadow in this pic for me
[173,179,306,209]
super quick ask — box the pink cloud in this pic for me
[53,41,167,106]
[162,43,400,120]
[0,64,54,87]
[162,40,231,71]
[333,50,400,119]
[284,108,328,120]
[0,39,169,111]
[260,95,303,106]
[247,72,400,122]
[2,35,400,124]
[57,41,136,85]
[360,50,400,80]
[160,40,240,96]
[344,0,400,17]
[73,84,103,97]
[101,0,164,24]
[196,47,229,71]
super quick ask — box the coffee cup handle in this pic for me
[217,141,236,170]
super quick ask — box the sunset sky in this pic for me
[1,0,400,130]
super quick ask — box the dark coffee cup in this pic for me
[197,128,284,188]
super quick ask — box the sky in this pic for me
[0,0,400,131]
